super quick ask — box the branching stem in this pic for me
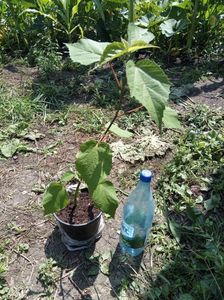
[99,63,124,143]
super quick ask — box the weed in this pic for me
[6,223,25,234]
[71,105,108,134]
[37,258,58,289]
[17,243,29,254]
[0,87,46,128]
[28,35,62,74]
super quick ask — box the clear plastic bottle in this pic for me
[120,170,155,256]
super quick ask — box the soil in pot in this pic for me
[56,191,101,224]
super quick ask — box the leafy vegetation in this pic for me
[146,106,224,299]
[0,0,223,63]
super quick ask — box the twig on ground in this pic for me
[115,187,128,197]
[12,249,33,265]
[186,95,195,103]
[106,282,120,300]
[54,288,58,300]
[82,271,101,300]
[68,277,86,299]
[28,265,35,285]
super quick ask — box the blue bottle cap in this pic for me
[140,170,152,182]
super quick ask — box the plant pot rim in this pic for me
[54,210,102,227]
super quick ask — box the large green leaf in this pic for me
[160,19,177,37]
[75,140,112,195]
[22,9,57,22]
[162,107,181,128]
[92,180,119,218]
[66,39,110,65]
[100,41,156,65]
[0,139,20,158]
[105,123,133,138]
[160,19,188,37]
[128,23,155,44]
[42,182,69,215]
[126,59,170,128]
[61,170,77,183]
[169,219,181,243]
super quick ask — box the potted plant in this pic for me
[42,23,180,250]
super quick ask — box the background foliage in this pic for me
[0,0,223,63]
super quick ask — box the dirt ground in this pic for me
[0,64,223,300]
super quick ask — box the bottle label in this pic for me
[121,221,134,238]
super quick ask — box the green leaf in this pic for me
[160,19,177,37]
[105,123,133,138]
[61,171,76,183]
[92,180,119,218]
[100,41,156,65]
[204,193,221,211]
[100,250,113,262]
[100,262,110,275]
[66,39,110,65]
[75,140,112,195]
[126,59,170,128]
[71,0,82,17]
[18,243,29,253]
[177,294,193,300]
[23,8,57,22]
[0,139,20,158]
[42,182,69,215]
[169,219,181,243]
[160,19,188,37]
[162,107,181,128]
[128,23,155,44]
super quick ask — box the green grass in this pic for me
[0,85,46,128]
[144,106,224,300]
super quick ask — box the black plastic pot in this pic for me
[54,211,102,241]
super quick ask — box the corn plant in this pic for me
[23,0,83,42]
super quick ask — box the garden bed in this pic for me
[0,63,223,299]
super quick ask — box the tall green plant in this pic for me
[43,23,180,218]
[23,0,83,42]
[186,0,199,50]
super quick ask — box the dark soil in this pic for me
[57,191,101,224]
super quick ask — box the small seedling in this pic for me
[17,243,29,254]
[37,258,58,288]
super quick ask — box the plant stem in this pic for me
[69,181,81,224]
[186,0,199,50]
[110,62,121,89]
[74,181,81,205]
[99,64,124,142]
[129,0,135,23]
[118,105,144,118]
[99,107,121,142]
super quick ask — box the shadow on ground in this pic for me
[45,226,144,299]
[31,66,119,111]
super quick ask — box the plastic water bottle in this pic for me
[120,170,155,256]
